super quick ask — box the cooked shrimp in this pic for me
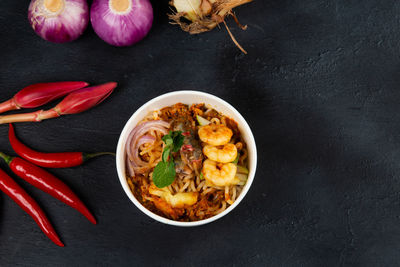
[203,143,237,163]
[198,124,233,146]
[149,184,198,208]
[202,159,237,186]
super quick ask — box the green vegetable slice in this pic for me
[236,165,249,174]
[196,115,211,126]
[232,154,239,164]
[235,173,248,181]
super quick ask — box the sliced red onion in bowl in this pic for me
[125,120,170,176]
[90,0,153,47]
[126,120,169,161]
[126,157,135,176]
[28,0,89,43]
[131,135,156,167]
[137,135,156,147]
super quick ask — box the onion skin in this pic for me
[28,0,89,43]
[90,0,153,47]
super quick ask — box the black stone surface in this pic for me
[1,0,400,266]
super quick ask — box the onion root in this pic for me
[169,0,252,53]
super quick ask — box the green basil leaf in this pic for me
[153,161,176,188]
[170,131,181,138]
[162,132,173,146]
[162,147,170,162]
[171,131,184,152]
[154,130,184,188]
[161,133,169,142]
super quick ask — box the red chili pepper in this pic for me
[0,152,96,224]
[0,168,64,246]
[182,131,191,137]
[9,124,114,168]
[181,144,194,151]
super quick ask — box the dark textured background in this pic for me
[1,0,400,266]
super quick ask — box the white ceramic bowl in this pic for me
[116,91,257,226]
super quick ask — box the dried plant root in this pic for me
[169,12,218,34]
[229,11,247,30]
[222,20,247,54]
[169,0,252,53]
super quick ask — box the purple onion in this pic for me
[132,135,156,167]
[125,120,170,175]
[28,0,89,43]
[90,0,153,47]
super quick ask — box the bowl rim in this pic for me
[116,90,257,226]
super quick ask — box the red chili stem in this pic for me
[0,168,64,247]
[8,124,114,168]
[0,152,97,224]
